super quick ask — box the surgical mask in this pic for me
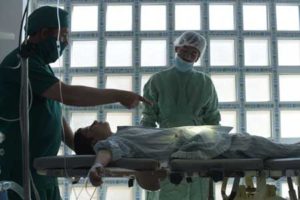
[174,54,194,72]
[35,36,67,64]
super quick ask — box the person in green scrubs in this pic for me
[0,6,150,200]
[141,31,221,200]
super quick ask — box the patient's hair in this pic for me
[74,128,95,155]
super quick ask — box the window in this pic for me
[281,182,297,199]
[280,110,300,138]
[211,74,236,102]
[71,41,98,67]
[245,75,270,102]
[106,185,134,200]
[279,75,300,101]
[106,5,132,31]
[277,40,300,66]
[276,5,300,31]
[246,110,271,138]
[141,39,167,66]
[141,74,152,95]
[210,39,235,66]
[243,4,268,31]
[71,76,97,88]
[209,4,235,30]
[106,75,132,91]
[220,110,237,133]
[105,112,133,132]
[244,39,269,66]
[70,112,97,132]
[106,40,132,67]
[71,6,98,32]
[141,4,166,31]
[70,186,99,200]
[175,4,201,30]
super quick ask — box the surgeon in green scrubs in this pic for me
[141,31,221,200]
[0,6,150,200]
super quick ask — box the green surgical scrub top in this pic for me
[141,67,221,200]
[141,67,221,128]
[0,48,62,189]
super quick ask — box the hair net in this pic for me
[174,31,207,59]
[26,6,68,35]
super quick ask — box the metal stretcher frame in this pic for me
[33,155,167,191]
[34,156,300,200]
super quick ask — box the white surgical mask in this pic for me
[174,54,194,72]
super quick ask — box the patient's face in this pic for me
[82,121,112,145]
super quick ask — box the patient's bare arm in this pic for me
[89,150,112,186]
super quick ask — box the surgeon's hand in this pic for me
[89,163,105,187]
[117,91,153,109]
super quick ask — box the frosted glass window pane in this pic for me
[70,186,98,200]
[141,189,146,200]
[211,75,236,102]
[277,40,300,66]
[175,4,201,30]
[215,182,233,200]
[194,58,201,66]
[106,112,133,132]
[210,40,235,66]
[38,4,64,9]
[71,76,97,88]
[280,110,300,138]
[279,75,300,101]
[106,185,133,200]
[71,6,98,32]
[141,40,167,66]
[209,4,234,30]
[276,5,300,31]
[243,5,267,30]
[51,56,63,68]
[70,112,97,132]
[246,110,271,138]
[141,74,152,96]
[106,40,132,67]
[141,5,166,31]
[245,75,270,102]
[106,5,132,31]
[244,39,269,66]
[71,41,98,67]
[281,182,297,199]
[106,75,132,91]
[220,110,237,133]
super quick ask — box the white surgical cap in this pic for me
[174,31,207,60]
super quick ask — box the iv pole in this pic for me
[19,1,31,199]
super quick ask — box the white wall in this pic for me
[0,0,24,62]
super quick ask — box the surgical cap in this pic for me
[26,6,68,35]
[174,31,207,56]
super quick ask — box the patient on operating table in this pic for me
[73,121,300,187]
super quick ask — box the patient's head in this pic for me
[74,121,112,155]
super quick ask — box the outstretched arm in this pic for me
[89,150,112,186]
[42,81,152,108]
